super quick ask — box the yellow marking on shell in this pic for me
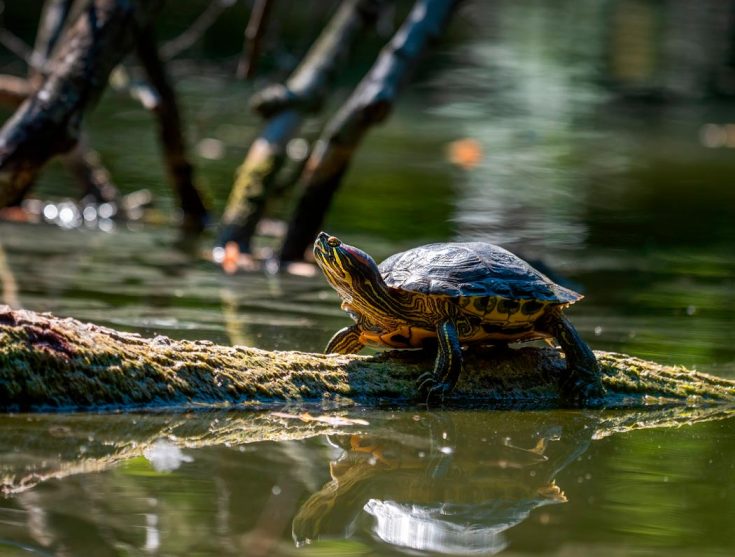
[458,296,496,318]
[458,296,549,324]
[521,300,549,322]
[483,300,548,323]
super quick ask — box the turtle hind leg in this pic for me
[325,325,364,354]
[417,320,463,402]
[538,310,605,404]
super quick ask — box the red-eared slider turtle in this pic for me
[313,232,604,402]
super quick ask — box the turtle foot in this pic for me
[560,372,606,407]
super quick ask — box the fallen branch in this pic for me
[0,1,122,206]
[0,77,121,205]
[28,0,76,82]
[1,305,733,412]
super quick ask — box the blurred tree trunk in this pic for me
[0,0,121,206]
[279,0,459,263]
[37,0,121,205]
[0,0,165,209]
[216,0,383,255]
[135,24,209,230]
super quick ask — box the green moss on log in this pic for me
[0,306,733,412]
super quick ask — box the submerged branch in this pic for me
[0,306,733,412]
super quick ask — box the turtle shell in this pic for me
[379,242,580,304]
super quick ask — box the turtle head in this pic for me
[314,232,407,320]
[313,231,390,304]
[314,232,382,290]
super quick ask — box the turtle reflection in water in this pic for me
[291,419,570,554]
[313,232,604,402]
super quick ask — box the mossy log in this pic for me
[1,306,734,412]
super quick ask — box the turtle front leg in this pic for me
[325,325,365,354]
[538,310,605,404]
[417,320,463,401]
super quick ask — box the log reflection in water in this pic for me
[0,405,733,555]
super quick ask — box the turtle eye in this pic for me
[327,236,341,247]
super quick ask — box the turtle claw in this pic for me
[416,372,437,398]
[416,372,453,404]
[427,382,453,403]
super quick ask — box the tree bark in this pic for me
[217,0,383,253]
[279,0,458,263]
[0,0,165,209]
[1,305,733,412]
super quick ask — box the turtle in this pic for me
[313,232,604,402]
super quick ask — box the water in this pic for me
[2,1,735,555]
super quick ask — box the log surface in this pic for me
[0,305,733,412]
